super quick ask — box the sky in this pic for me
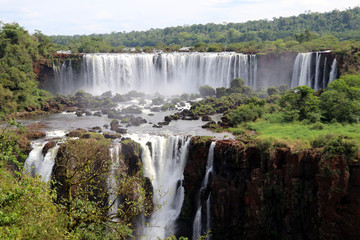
[0,0,359,35]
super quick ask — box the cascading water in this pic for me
[24,131,65,182]
[329,59,338,83]
[107,140,122,221]
[128,133,191,239]
[291,51,338,90]
[192,141,216,240]
[53,52,257,95]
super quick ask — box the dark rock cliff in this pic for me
[179,138,360,240]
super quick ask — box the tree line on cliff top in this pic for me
[49,7,360,52]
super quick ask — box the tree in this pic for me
[279,85,320,122]
[198,85,215,97]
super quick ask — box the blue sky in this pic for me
[0,0,358,35]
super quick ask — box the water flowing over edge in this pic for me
[53,52,257,95]
[192,141,216,240]
[127,133,191,240]
[291,51,338,90]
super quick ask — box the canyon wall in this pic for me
[180,138,360,240]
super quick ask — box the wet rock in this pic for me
[75,110,84,117]
[115,128,127,134]
[150,107,160,112]
[42,141,56,155]
[148,113,155,116]
[152,124,162,128]
[201,121,216,128]
[103,124,109,129]
[110,119,120,131]
[85,110,92,116]
[93,111,102,117]
[201,115,212,121]
[158,121,170,126]
[103,132,121,139]
[164,116,172,122]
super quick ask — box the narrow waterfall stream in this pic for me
[193,141,216,240]
[107,140,122,221]
[128,133,191,239]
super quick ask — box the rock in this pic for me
[150,107,160,112]
[67,129,87,137]
[103,124,109,129]
[201,115,212,121]
[103,132,121,139]
[85,110,92,116]
[93,111,102,117]
[164,116,172,122]
[115,128,127,134]
[158,121,170,126]
[110,119,120,131]
[76,111,83,117]
[201,121,216,128]
[42,141,56,155]
[148,113,155,116]
[24,131,46,139]
[152,124,162,128]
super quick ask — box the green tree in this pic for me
[279,85,320,122]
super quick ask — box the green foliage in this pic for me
[215,87,226,98]
[267,87,279,96]
[230,103,264,126]
[320,75,360,123]
[279,85,320,122]
[50,7,360,51]
[230,78,244,88]
[198,85,215,97]
[0,23,53,114]
[152,97,165,105]
[312,135,358,160]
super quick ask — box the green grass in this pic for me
[231,113,360,147]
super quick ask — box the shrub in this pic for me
[230,103,264,126]
[267,87,279,96]
[216,87,226,98]
[199,85,215,97]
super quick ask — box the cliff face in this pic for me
[257,52,298,89]
[180,139,360,240]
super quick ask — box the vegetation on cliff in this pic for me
[193,75,360,150]
[0,23,55,114]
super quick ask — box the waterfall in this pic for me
[129,134,191,239]
[108,140,121,221]
[291,52,338,90]
[53,52,257,95]
[314,52,321,90]
[291,53,312,88]
[192,141,216,240]
[24,131,65,182]
[329,59,338,84]
[24,141,60,182]
[322,57,328,89]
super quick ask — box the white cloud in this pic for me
[0,0,358,35]
[95,11,113,20]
